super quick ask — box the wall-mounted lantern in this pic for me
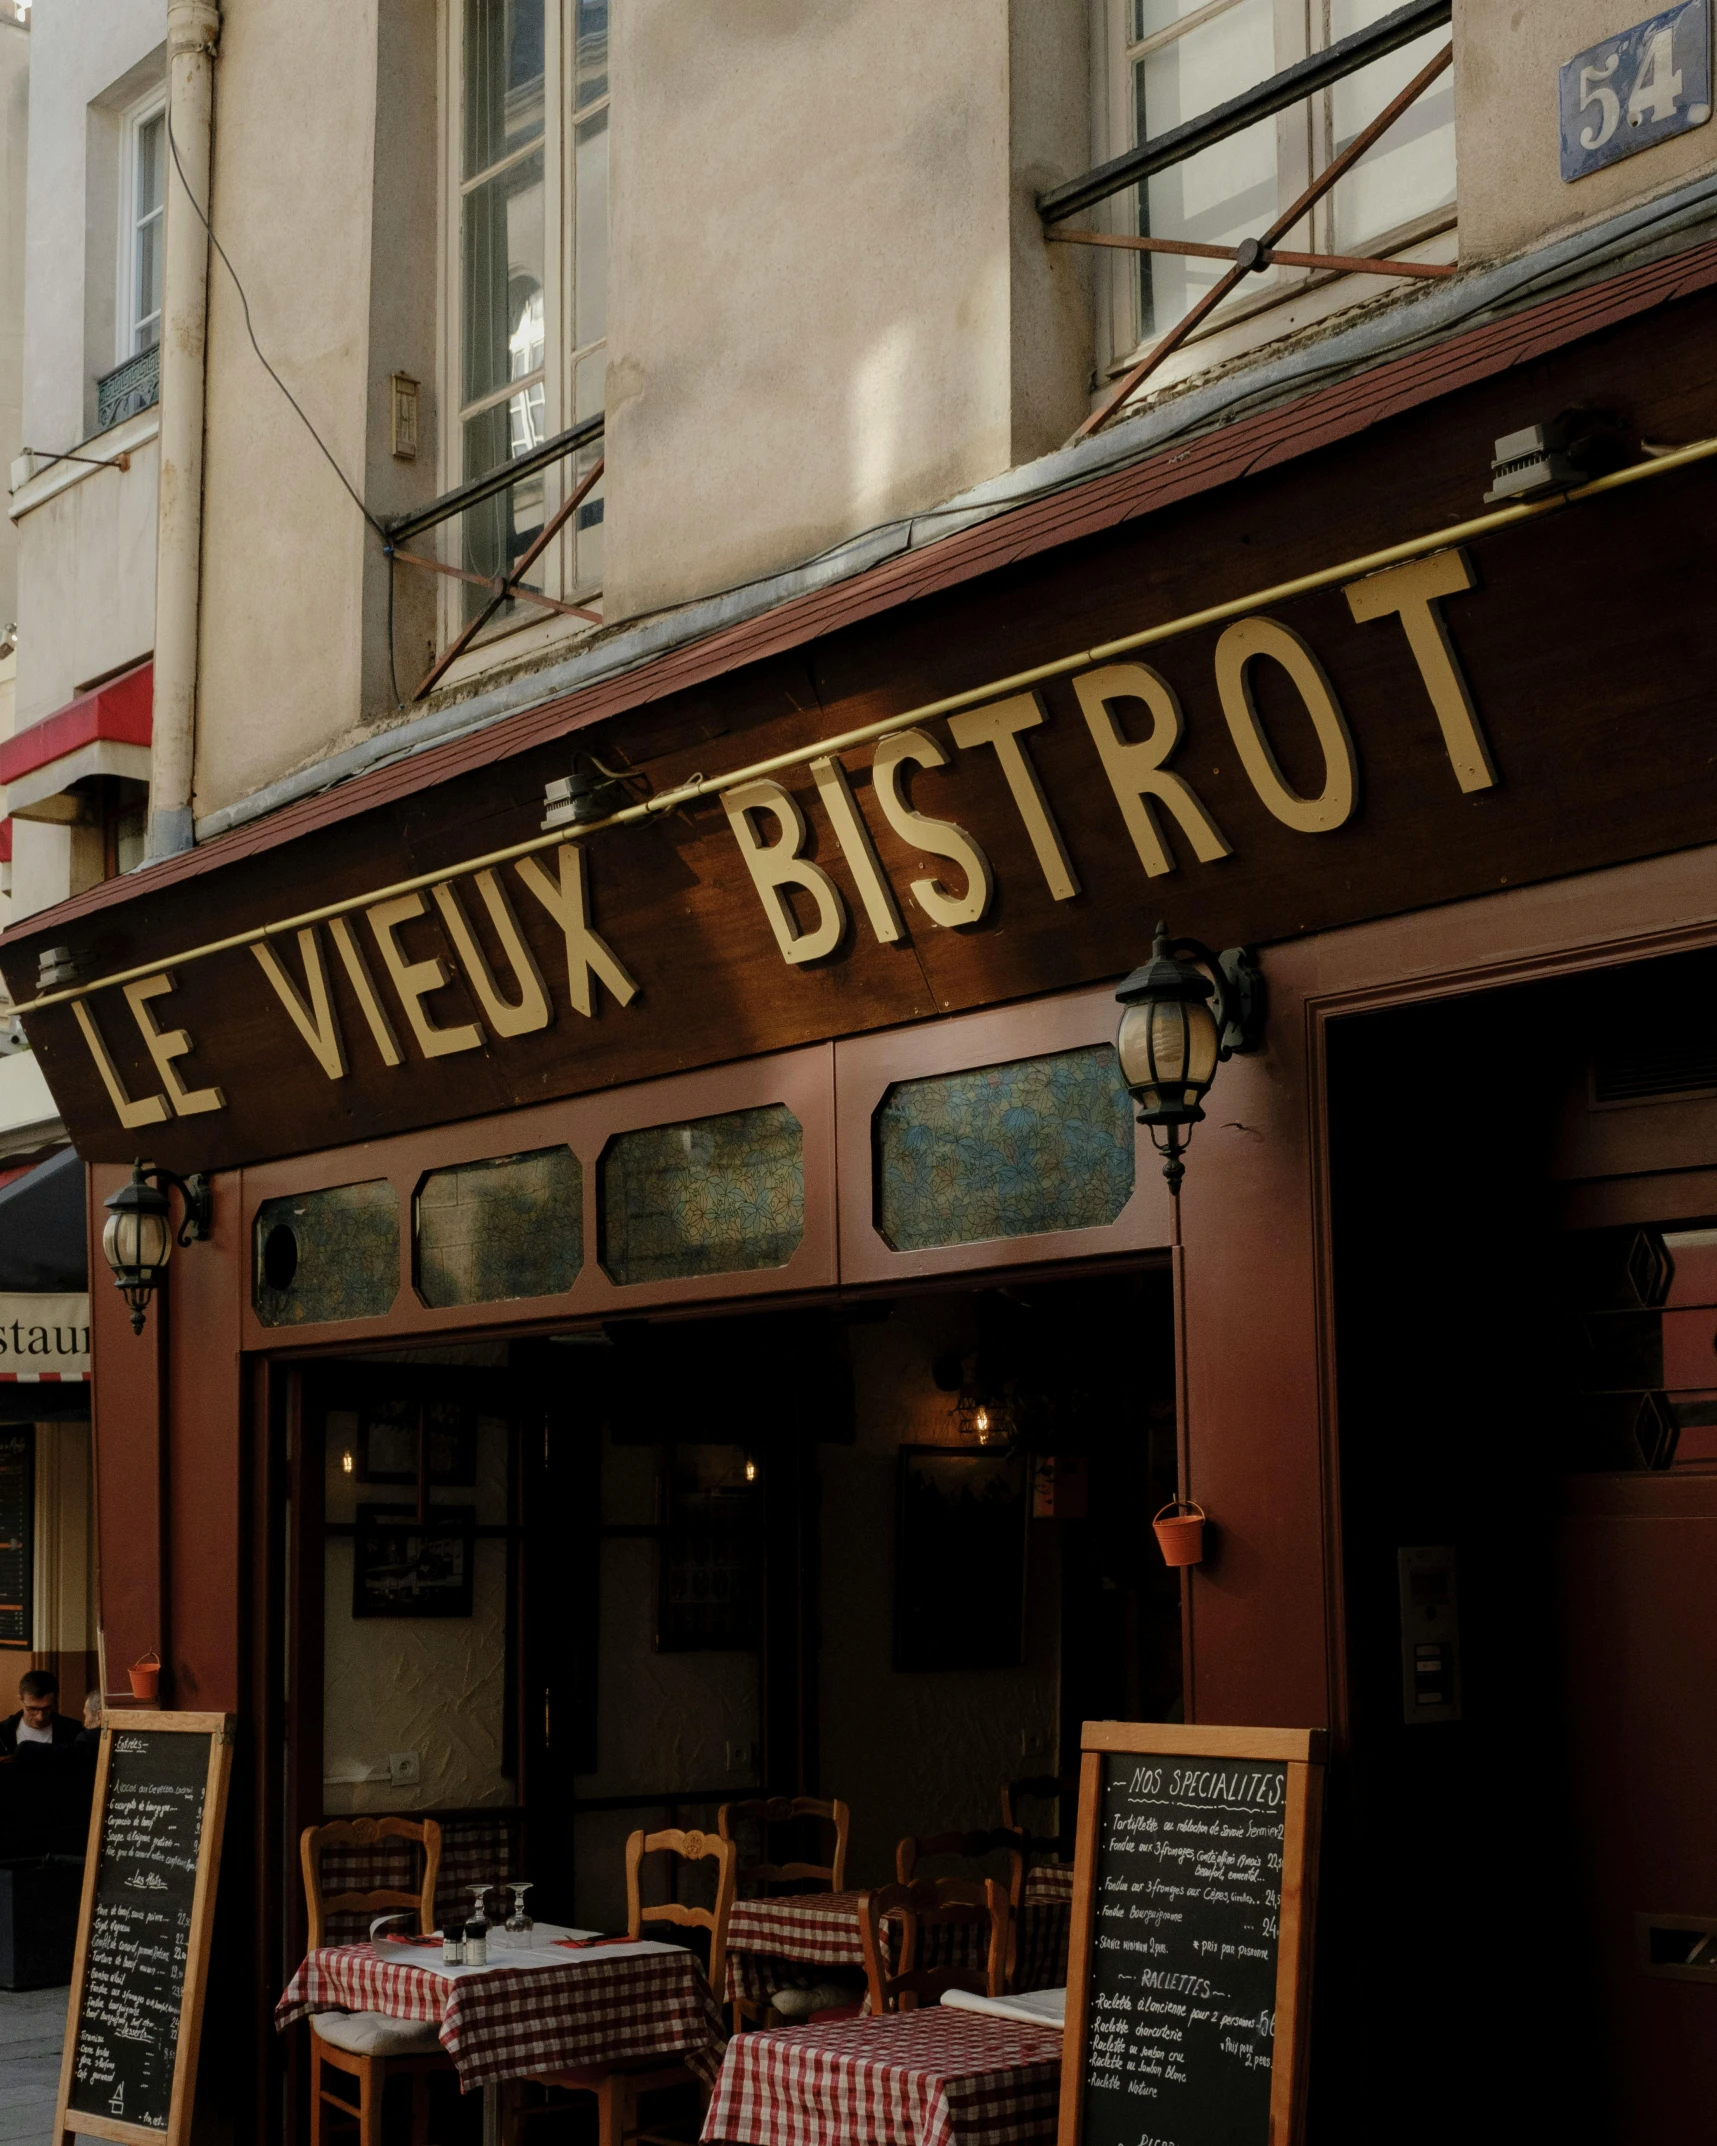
[100,1160,212,1334]
[1114,923,1267,1194]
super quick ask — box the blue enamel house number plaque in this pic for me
[1561,3,1712,180]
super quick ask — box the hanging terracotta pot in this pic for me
[127,1650,161,1701]
[1152,1501,1207,1568]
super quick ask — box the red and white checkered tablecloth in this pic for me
[725,1892,874,2003]
[276,1943,727,2092]
[725,1873,1074,2008]
[701,2009,1062,2146]
[1016,1869,1072,1996]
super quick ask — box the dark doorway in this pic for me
[1318,950,1717,2146]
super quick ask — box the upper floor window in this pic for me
[122,96,166,357]
[449,0,608,629]
[1093,0,1454,368]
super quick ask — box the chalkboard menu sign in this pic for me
[1059,1724,1324,2146]
[0,1428,32,1647]
[52,1711,234,2146]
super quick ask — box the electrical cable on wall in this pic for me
[164,112,406,709]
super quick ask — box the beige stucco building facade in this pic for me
[4,0,1716,908]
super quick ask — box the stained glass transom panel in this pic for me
[875,1045,1136,1253]
[253,1180,400,1327]
[416,1147,582,1308]
[600,1105,804,1286]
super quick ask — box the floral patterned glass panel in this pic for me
[600,1105,804,1285]
[875,1045,1136,1253]
[415,1147,582,1308]
[253,1181,400,1326]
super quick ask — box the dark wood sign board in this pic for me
[53,1710,235,2146]
[11,295,1717,1173]
[1060,1722,1325,2146]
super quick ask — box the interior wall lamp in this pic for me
[100,1160,212,1334]
[1115,923,1267,1196]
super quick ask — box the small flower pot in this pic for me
[1152,1501,1207,1568]
[127,1651,161,1701]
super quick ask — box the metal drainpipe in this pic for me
[147,0,220,863]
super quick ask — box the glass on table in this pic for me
[504,1882,535,1949]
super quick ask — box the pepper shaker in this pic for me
[463,1919,488,1966]
[443,1929,465,1966]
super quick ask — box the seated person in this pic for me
[75,1689,102,1754]
[0,1670,84,1754]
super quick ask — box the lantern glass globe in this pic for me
[1116,994,1220,1119]
[102,1202,172,1280]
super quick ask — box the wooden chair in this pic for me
[897,1828,1026,1989]
[719,1795,853,2031]
[508,1826,737,2146]
[718,1794,850,1895]
[300,1815,448,2146]
[857,1877,1009,2014]
[1000,1774,1078,1864]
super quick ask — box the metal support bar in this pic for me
[1037,0,1452,224]
[414,456,605,700]
[1077,39,1453,438]
[1048,228,1455,280]
[391,545,603,623]
[382,411,605,545]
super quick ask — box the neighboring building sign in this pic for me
[0,1429,30,1646]
[1560,4,1711,181]
[0,1295,92,1381]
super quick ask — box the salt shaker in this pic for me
[463,1919,488,1966]
[443,1929,465,1966]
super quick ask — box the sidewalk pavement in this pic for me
[0,1986,68,2143]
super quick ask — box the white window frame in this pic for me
[439,0,608,652]
[1090,0,1455,381]
[117,88,167,364]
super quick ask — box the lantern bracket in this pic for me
[170,1170,214,1246]
[1212,945,1267,1058]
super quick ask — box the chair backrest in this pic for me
[858,1877,1008,2013]
[896,1827,1026,1913]
[718,1796,850,1895]
[625,1826,738,1998]
[301,1815,443,1951]
[999,1774,1078,1863]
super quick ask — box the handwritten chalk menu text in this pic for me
[69,1732,206,2127]
[1061,1725,1323,2146]
[68,1730,212,2132]
[1084,1753,1285,2146]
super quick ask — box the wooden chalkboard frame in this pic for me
[53,1709,236,2146]
[1058,1721,1326,2146]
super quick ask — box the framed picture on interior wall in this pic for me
[894,1445,1028,1671]
[656,1444,763,1651]
[352,1504,477,1618]
[358,1398,477,1487]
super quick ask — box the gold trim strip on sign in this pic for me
[11,434,1717,1018]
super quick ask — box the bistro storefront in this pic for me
[9,245,1717,2143]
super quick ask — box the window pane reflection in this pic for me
[1132,0,1276,338]
[463,0,544,178]
[1329,0,1455,250]
[575,0,608,109]
[574,111,608,351]
[462,148,545,409]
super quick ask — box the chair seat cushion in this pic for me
[312,2010,445,2056]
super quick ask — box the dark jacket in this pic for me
[0,1711,82,1755]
